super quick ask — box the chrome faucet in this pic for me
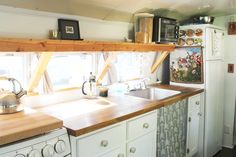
[139,78,148,89]
[126,78,149,92]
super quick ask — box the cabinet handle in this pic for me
[117,153,124,157]
[130,147,136,153]
[195,101,200,105]
[198,112,202,116]
[100,140,108,147]
[188,117,191,122]
[143,123,149,129]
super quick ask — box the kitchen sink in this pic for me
[126,87,181,100]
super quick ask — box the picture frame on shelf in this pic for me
[58,19,81,40]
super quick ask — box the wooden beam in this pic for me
[0,38,175,52]
[151,51,169,73]
[27,52,53,92]
[96,54,117,84]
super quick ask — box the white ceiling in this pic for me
[0,0,236,22]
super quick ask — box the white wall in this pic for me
[0,5,132,41]
[214,15,236,148]
[0,5,163,106]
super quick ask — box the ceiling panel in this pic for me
[0,0,235,22]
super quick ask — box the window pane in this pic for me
[0,54,26,90]
[113,52,158,82]
[47,54,93,90]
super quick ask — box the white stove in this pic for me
[0,128,71,157]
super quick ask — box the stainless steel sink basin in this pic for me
[126,87,181,100]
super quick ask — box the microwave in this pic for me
[152,16,179,43]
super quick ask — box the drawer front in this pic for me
[127,110,157,140]
[78,124,126,157]
[99,146,126,157]
[127,131,156,157]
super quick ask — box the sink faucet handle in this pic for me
[140,81,146,89]
[125,83,130,92]
[140,78,149,89]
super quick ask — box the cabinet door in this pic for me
[127,131,156,157]
[100,146,126,157]
[186,94,201,157]
[77,123,126,157]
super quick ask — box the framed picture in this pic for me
[170,47,204,83]
[58,19,81,40]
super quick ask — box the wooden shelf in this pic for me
[0,38,175,52]
[0,38,176,93]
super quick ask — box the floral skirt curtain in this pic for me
[157,99,188,157]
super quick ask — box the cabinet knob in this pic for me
[195,101,200,105]
[130,147,136,153]
[143,123,149,129]
[117,153,124,157]
[100,140,109,147]
[198,112,202,116]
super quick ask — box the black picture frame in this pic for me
[58,19,81,40]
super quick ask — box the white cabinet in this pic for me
[127,111,157,140]
[126,110,157,157]
[186,94,201,157]
[71,110,157,157]
[127,131,156,157]
[99,146,125,157]
[76,123,126,157]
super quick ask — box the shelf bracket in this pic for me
[96,53,117,85]
[151,51,169,73]
[27,52,53,93]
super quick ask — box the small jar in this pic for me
[134,13,154,43]
[99,86,108,97]
[228,16,236,35]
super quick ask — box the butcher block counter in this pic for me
[0,108,63,145]
[38,84,204,137]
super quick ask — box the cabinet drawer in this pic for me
[127,131,156,157]
[127,110,157,140]
[78,123,126,157]
[100,146,125,157]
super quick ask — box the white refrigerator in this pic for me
[170,24,225,157]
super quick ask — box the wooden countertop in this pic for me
[38,84,204,137]
[0,108,63,146]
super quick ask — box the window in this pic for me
[0,52,159,94]
[46,54,93,90]
[113,52,157,82]
[0,53,27,89]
